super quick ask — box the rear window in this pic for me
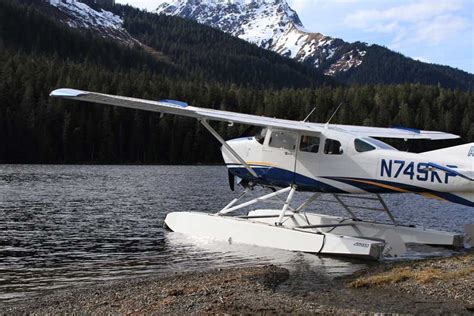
[362,137,397,150]
[355,139,376,152]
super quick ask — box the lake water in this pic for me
[0,165,472,302]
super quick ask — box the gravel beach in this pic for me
[1,252,473,314]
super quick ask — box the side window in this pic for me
[299,135,320,153]
[354,139,376,152]
[269,131,297,151]
[324,139,343,155]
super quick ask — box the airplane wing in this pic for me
[50,88,321,134]
[50,88,460,140]
[326,124,460,140]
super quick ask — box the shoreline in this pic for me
[2,252,473,314]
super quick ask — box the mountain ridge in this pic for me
[4,0,337,88]
[156,0,473,90]
[156,0,367,77]
[46,0,137,45]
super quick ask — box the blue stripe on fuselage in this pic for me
[325,176,474,207]
[226,165,345,193]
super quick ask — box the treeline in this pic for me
[1,51,472,164]
[336,43,474,90]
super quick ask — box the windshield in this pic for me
[255,128,267,144]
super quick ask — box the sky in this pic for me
[115,0,474,74]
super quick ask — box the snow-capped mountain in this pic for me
[46,0,136,45]
[156,0,366,76]
[35,0,472,89]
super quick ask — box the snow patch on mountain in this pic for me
[47,0,136,45]
[156,0,366,76]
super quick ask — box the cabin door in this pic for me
[263,129,298,186]
[294,134,321,190]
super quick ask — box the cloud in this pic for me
[344,0,470,50]
[345,1,463,26]
[411,14,469,44]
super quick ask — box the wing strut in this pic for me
[199,119,258,178]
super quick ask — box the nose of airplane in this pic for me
[220,137,253,163]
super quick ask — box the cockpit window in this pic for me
[300,135,320,153]
[269,131,297,151]
[354,139,376,152]
[255,128,267,145]
[324,139,343,155]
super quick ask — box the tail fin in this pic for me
[423,143,474,208]
[423,142,474,158]
[422,143,473,179]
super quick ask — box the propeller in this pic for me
[228,170,235,191]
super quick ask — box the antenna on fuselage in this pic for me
[303,106,317,122]
[325,102,344,128]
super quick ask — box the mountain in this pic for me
[156,0,365,76]
[45,0,136,45]
[156,0,473,90]
[31,0,334,89]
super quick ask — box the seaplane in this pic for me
[50,88,474,260]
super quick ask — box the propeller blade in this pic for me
[228,170,235,191]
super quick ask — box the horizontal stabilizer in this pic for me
[425,162,473,181]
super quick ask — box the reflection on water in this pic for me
[0,165,471,302]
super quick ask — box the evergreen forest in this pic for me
[0,0,473,164]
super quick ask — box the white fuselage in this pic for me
[222,128,474,207]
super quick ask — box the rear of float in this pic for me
[164,187,470,260]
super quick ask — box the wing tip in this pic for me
[422,131,461,140]
[50,88,87,98]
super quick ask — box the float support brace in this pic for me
[295,192,322,213]
[219,188,251,214]
[376,194,398,225]
[219,186,292,215]
[276,185,296,225]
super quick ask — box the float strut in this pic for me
[218,188,250,214]
[276,186,296,225]
[295,192,322,213]
[219,186,292,215]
